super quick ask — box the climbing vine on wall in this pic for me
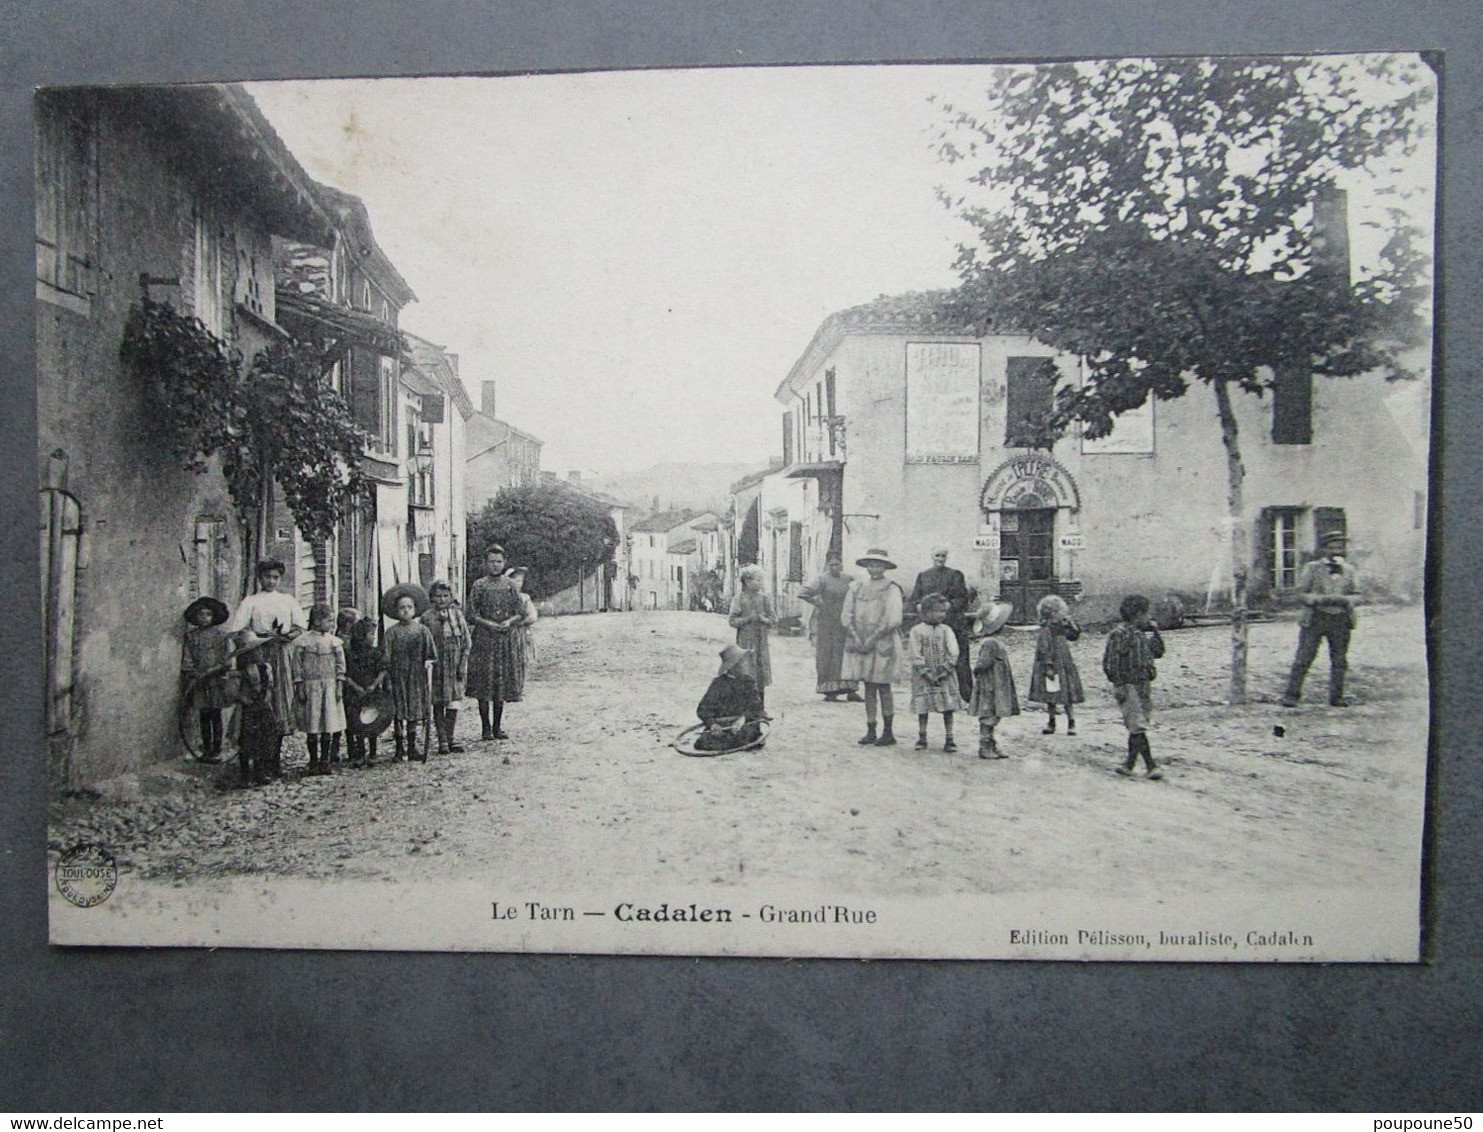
[121,299,367,547]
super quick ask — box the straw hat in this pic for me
[718,644,753,675]
[380,581,430,619]
[349,691,394,738]
[971,600,1014,637]
[855,548,897,570]
[183,596,229,627]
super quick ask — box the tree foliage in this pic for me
[934,54,1433,701]
[935,55,1432,435]
[122,299,367,547]
[467,482,618,601]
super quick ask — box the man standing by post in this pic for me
[1280,531,1361,708]
[909,545,974,702]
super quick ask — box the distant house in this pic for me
[402,334,476,601]
[464,379,543,512]
[628,510,698,610]
[539,471,628,614]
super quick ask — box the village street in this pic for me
[50,605,1428,907]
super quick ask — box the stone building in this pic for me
[464,380,544,512]
[772,283,1429,625]
[36,84,340,784]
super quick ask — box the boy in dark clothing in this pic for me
[1102,594,1166,780]
[693,644,767,752]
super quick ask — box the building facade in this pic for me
[464,381,544,513]
[36,85,340,784]
[773,290,1429,625]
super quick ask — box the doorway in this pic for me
[998,507,1056,623]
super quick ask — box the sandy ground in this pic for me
[50,605,1429,906]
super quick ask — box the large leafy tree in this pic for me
[467,482,618,601]
[936,54,1433,702]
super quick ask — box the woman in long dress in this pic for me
[728,564,774,706]
[466,544,526,741]
[840,548,905,747]
[797,554,860,702]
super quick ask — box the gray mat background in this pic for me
[2,1,1479,1111]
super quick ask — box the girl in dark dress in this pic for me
[344,618,387,764]
[1028,594,1086,735]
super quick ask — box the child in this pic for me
[344,619,388,765]
[385,592,437,763]
[505,567,539,666]
[223,558,304,778]
[693,644,766,752]
[180,596,232,764]
[908,593,963,751]
[728,564,774,709]
[968,600,1019,759]
[291,602,347,776]
[336,607,360,646]
[841,548,905,746]
[420,580,472,755]
[1028,594,1085,736]
[233,660,278,787]
[1102,594,1166,780]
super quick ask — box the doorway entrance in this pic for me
[998,507,1056,623]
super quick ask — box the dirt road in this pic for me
[51,606,1429,905]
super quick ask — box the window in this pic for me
[1005,357,1058,449]
[782,411,794,467]
[825,368,838,456]
[1272,365,1313,445]
[1261,507,1303,590]
[35,94,97,306]
[380,359,399,455]
[787,521,804,584]
[193,206,225,336]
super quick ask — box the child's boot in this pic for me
[365,736,378,765]
[434,709,450,755]
[1139,733,1162,779]
[445,708,464,753]
[306,735,320,777]
[394,726,407,762]
[858,722,878,745]
[328,732,342,769]
[1065,710,1076,737]
[1117,734,1138,776]
[409,728,426,763]
[1042,709,1056,735]
[875,716,897,746]
[914,717,929,750]
[943,715,957,752]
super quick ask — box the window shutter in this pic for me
[1272,365,1314,445]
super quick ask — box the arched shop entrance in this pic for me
[979,454,1083,624]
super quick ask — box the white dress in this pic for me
[839,578,904,684]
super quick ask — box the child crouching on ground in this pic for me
[1102,594,1166,780]
[968,601,1018,759]
[693,644,767,752]
[909,593,963,751]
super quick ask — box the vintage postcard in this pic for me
[43,55,1436,960]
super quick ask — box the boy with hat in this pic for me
[693,644,767,752]
[841,548,906,746]
[180,596,232,763]
[1281,531,1361,707]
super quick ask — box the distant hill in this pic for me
[586,462,766,514]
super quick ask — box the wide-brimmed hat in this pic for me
[971,600,1014,637]
[1321,531,1347,550]
[380,581,430,619]
[349,690,394,738]
[183,596,229,627]
[855,548,897,570]
[718,643,753,675]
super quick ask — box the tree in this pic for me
[122,299,368,576]
[935,54,1432,702]
[467,481,618,601]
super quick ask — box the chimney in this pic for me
[1312,185,1351,282]
[482,380,497,418]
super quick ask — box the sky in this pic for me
[248,65,991,476]
[245,57,1435,478]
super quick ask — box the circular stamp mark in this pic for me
[55,843,118,908]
